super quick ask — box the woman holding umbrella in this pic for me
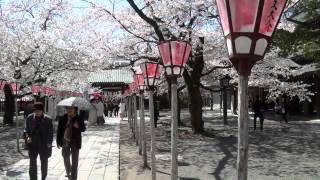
[57,97,88,180]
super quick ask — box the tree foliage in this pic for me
[274,0,320,62]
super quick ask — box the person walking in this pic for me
[24,102,53,180]
[57,106,86,180]
[109,102,114,117]
[253,96,264,131]
[119,100,126,120]
[114,102,120,117]
[104,102,109,117]
[24,102,33,118]
[95,99,105,125]
[88,99,97,126]
[280,98,288,123]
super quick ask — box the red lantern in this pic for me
[134,73,145,91]
[128,82,136,94]
[140,62,163,90]
[42,86,51,96]
[158,40,192,77]
[123,89,129,97]
[216,0,288,75]
[0,79,6,90]
[10,82,21,95]
[32,84,41,95]
[59,91,65,97]
[51,89,57,97]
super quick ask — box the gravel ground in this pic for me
[120,108,320,180]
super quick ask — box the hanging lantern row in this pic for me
[128,82,137,95]
[134,73,146,91]
[216,0,288,75]
[31,84,84,97]
[0,81,84,97]
[123,40,191,97]
[140,61,163,90]
[0,80,21,95]
[158,40,192,77]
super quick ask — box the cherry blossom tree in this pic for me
[0,0,110,124]
[80,0,312,133]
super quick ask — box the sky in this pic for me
[0,0,128,14]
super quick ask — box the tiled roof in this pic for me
[87,70,133,84]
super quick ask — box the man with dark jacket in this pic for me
[57,106,86,180]
[24,102,53,180]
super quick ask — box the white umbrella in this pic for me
[57,97,93,110]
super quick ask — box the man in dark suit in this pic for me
[253,96,264,131]
[24,102,53,180]
[57,106,86,180]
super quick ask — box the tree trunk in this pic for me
[185,82,204,133]
[233,89,238,115]
[223,87,228,125]
[3,84,14,125]
[182,37,204,133]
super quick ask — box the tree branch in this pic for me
[82,0,156,43]
[200,83,221,92]
[127,0,165,41]
[178,85,186,92]
[201,65,232,77]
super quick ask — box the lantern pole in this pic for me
[13,65,21,153]
[237,70,249,180]
[170,77,178,180]
[15,82,20,152]
[133,93,139,146]
[131,95,134,135]
[138,93,142,155]
[131,96,135,133]
[137,92,142,155]
[128,95,132,131]
[148,89,156,180]
[139,89,147,167]
[158,40,191,180]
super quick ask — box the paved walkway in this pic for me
[0,117,120,180]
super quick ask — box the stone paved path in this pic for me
[0,117,120,180]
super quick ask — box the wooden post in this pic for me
[131,96,135,133]
[149,90,156,180]
[237,75,249,180]
[171,79,178,180]
[140,91,147,166]
[133,94,139,146]
[128,96,132,130]
[15,95,20,152]
[138,93,142,155]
